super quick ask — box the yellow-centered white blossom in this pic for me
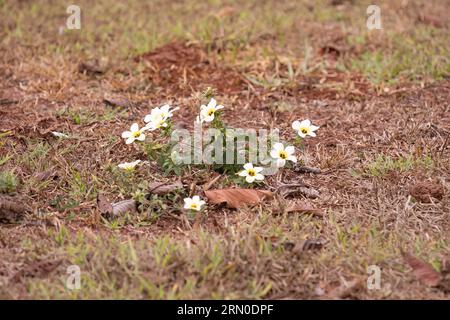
[199,98,224,123]
[183,196,206,211]
[270,142,297,168]
[118,160,141,171]
[121,123,146,144]
[292,119,319,138]
[144,104,179,131]
[238,163,264,183]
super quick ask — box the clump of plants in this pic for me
[0,170,18,194]
[117,91,320,215]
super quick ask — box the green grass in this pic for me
[349,27,450,84]
[364,154,435,177]
[0,170,18,193]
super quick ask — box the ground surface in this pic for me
[0,0,449,299]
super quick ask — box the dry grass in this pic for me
[0,0,449,299]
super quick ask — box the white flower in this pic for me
[121,123,146,144]
[199,98,224,123]
[183,196,206,211]
[238,163,264,183]
[51,131,69,138]
[292,119,319,138]
[144,104,179,130]
[118,160,141,171]
[270,142,297,167]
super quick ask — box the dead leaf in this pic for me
[403,252,442,287]
[409,181,444,203]
[148,180,183,195]
[97,194,113,216]
[285,202,324,217]
[111,199,137,216]
[103,96,134,109]
[205,188,273,209]
[97,194,137,217]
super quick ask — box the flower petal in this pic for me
[203,115,214,122]
[125,137,134,144]
[308,131,317,137]
[285,146,295,155]
[207,98,217,109]
[301,119,311,127]
[255,173,264,180]
[276,159,286,168]
[246,175,255,183]
[292,120,301,130]
[121,131,131,138]
[254,167,264,173]
[288,155,297,163]
[238,170,247,177]
[130,123,139,132]
[273,142,284,151]
[243,163,253,170]
[270,150,279,159]
[136,133,146,141]
[144,114,152,123]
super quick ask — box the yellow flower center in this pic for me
[190,203,198,209]
[247,169,256,177]
[300,128,308,134]
[279,151,287,159]
[207,109,215,116]
[133,131,141,138]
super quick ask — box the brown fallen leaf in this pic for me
[0,196,31,223]
[148,180,183,195]
[285,202,324,217]
[97,194,137,217]
[103,96,134,109]
[409,181,444,203]
[403,252,442,287]
[205,188,273,209]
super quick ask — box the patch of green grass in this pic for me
[364,154,434,177]
[350,27,450,83]
[0,170,19,193]
[21,141,52,172]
